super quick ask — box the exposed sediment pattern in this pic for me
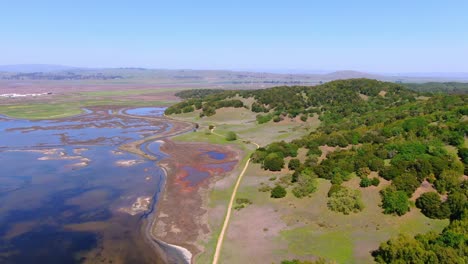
[153,140,241,261]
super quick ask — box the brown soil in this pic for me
[317,144,361,162]
[154,140,241,262]
[411,180,438,201]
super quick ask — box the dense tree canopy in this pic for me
[416,192,451,219]
[169,79,468,261]
[380,187,411,216]
[373,211,468,263]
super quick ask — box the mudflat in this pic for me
[154,139,242,261]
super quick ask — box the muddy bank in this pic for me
[0,106,191,264]
[0,105,239,263]
[153,139,241,262]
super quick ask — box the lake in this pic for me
[0,107,170,263]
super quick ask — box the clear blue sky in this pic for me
[1,0,467,72]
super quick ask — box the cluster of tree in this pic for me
[416,180,467,220]
[165,97,245,116]
[404,82,468,94]
[373,168,467,262]
[253,80,468,217]
[174,89,225,99]
[372,209,467,263]
[252,141,299,171]
[167,78,415,123]
[170,78,467,261]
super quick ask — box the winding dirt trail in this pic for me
[211,127,259,264]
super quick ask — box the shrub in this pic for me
[380,187,410,216]
[360,177,372,187]
[263,153,285,171]
[434,170,462,194]
[372,234,435,264]
[446,191,467,220]
[225,131,237,141]
[256,114,273,124]
[458,147,468,164]
[371,177,380,186]
[327,187,364,214]
[368,158,385,171]
[357,167,371,178]
[328,184,344,197]
[271,185,287,198]
[379,166,400,180]
[415,192,450,219]
[292,170,318,198]
[251,149,267,163]
[392,173,420,196]
[288,158,301,170]
[234,204,245,210]
[291,170,300,183]
[258,185,272,192]
[182,105,195,113]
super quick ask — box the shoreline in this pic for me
[119,110,196,263]
[1,106,236,264]
[119,108,200,264]
[142,165,193,264]
[151,139,243,263]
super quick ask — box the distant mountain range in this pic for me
[1,64,468,83]
[0,64,78,73]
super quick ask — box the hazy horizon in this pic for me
[2,64,468,78]
[1,1,468,72]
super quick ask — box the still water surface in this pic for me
[0,108,169,263]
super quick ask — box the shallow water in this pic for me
[0,109,168,263]
[204,150,227,160]
[124,107,166,117]
[182,166,211,187]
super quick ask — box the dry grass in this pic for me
[223,164,448,264]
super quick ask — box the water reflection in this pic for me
[0,108,167,263]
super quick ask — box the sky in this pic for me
[1,0,467,73]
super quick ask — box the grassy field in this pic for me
[194,153,252,264]
[0,99,175,119]
[169,109,315,263]
[78,87,186,97]
[171,109,319,147]
[220,164,448,264]
[171,123,255,263]
[0,85,192,119]
[0,85,187,119]
[0,103,85,119]
[172,109,450,264]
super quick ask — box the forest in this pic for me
[403,82,468,94]
[167,79,467,263]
